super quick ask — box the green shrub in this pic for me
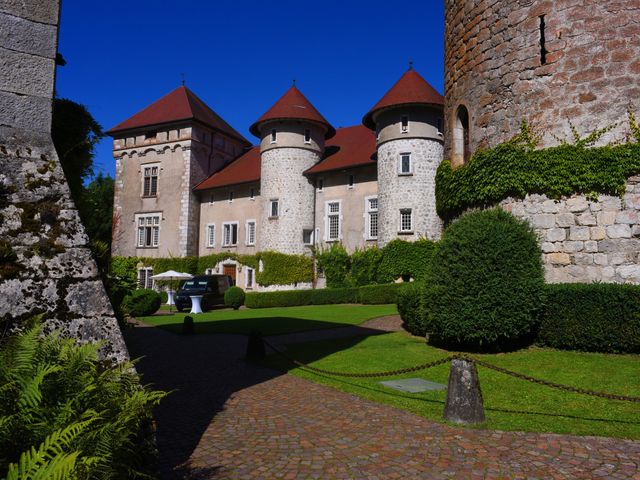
[424,209,545,351]
[538,283,640,353]
[316,243,352,288]
[397,282,426,336]
[0,321,166,479]
[377,239,436,283]
[436,121,640,221]
[122,289,161,317]
[224,286,246,310]
[159,290,168,304]
[256,251,314,287]
[245,287,360,309]
[358,283,410,304]
[349,247,383,286]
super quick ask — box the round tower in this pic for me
[444,0,640,168]
[363,67,445,245]
[250,86,335,255]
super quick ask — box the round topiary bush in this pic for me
[424,208,545,351]
[224,286,246,310]
[122,289,161,317]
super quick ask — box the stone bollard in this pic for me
[443,358,486,424]
[182,316,195,335]
[246,329,266,360]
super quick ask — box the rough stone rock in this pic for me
[566,198,588,213]
[556,213,576,227]
[444,359,485,425]
[569,227,590,241]
[607,224,632,239]
[546,228,566,242]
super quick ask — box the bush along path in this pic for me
[124,317,640,479]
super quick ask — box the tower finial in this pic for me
[408,60,414,70]
[181,73,186,86]
[292,78,296,86]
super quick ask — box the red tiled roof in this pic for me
[194,146,261,190]
[362,69,444,129]
[249,85,335,139]
[305,125,376,174]
[195,126,376,190]
[107,86,250,145]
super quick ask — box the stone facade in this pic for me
[377,138,443,246]
[444,0,640,166]
[501,176,640,283]
[259,147,318,255]
[0,1,127,362]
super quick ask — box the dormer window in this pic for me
[145,130,157,140]
[228,191,234,203]
[304,129,311,144]
[348,174,355,189]
[270,129,277,144]
[401,116,409,133]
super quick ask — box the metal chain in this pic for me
[470,357,640,403]
[263,338,640,402]
[263,337,458,378]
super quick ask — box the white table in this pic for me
[166,289,175,306]
[189,295,203,314]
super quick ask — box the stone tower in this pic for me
[0,0,127,361]
[363,68,445,245]
[108,86,250,258]
[250,86,334,255]
[444,0,640,167]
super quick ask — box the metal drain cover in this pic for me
[380,378,446,393]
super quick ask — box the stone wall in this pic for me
[377,138,443,246]
[444,0,640,165]
[500,177,640,284]
[0,0,128,362]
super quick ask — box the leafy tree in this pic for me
[80,174,114,246]
[51,98,104,202]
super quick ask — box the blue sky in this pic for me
[56,0,445,179]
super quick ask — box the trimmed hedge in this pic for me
[122,289,161,317]
[424,209,545,351]
[376,239,436,283]
[397,282,425,336]
[224,286,246,310]
[244,283,411,309]
[538,283,640,353]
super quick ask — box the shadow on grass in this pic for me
[124,318,391,478]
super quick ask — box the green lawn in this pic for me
[138,304,398,335]
[265,332,640,439]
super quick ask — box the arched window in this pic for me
[454,105,470,165]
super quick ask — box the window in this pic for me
[250,187,255,200]
[136,214,160,247]
[145,130,157,140]
[539,15,547,65]
[138,267,153,289]
[270,129,277,143]
[303,229,314,245]
[437,118,443,135]
[454,105,470,165]
[400,209,413,233]
[270,199,279,218]
[206,224,215,247]
[222,222,239,246]
[209,194,214,204]
[401,116,409,133]
[365,197,378,240]
[348,174,355,189]
[143,165,158,197]
[399,153,412,175]
[246,267,255,289]
[317,178,324,192]
[228,190,234,203]
[304,129,311,143]
[326,201,341,241]
[246,220,256,245]
[376,126,381,141]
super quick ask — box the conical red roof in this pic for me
[107,86,250,145]
[362,69,444,129]
[249,85,335,139]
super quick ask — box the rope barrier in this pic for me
[263,337,640,403]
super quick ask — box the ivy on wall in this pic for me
[111,250,312,288]
[436,119,640,221]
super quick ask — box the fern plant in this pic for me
[0,321,166,480]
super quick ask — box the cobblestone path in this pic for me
[125,322,640,480]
